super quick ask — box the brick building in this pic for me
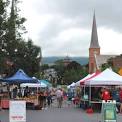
[112,56,122,69]
[89,13,117,73]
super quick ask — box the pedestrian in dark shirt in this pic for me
[47,91,52,107]
[13,87,17,99]
[24,86,30,97]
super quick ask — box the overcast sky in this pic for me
[20,0,122,57]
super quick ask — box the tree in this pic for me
[0,0,41,77]
[4,0,26,60]
[52,59,65,79]
[52,60,88,85]
[62,61,88,85]
[101,58,113,71]
[63,69,82,85]
[66,61,81,70]
[0,0,27,76]
[0,0,9,75]
[41,64,49,71]
[101,58,118,73]
[101,63,110,71]
[12,39,41,76]
[23,39,41,76]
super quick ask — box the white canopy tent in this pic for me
[20,83,41,88]
[85,68,122,86]
[20,82,47,88]
[67,82,76,89]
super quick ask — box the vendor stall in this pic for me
[0,69,38,109]
[83,68,122,110]
[85,68,122,86]
[77,71,100,109]
[20,82,47,109]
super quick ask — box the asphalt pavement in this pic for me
[0,101,122,122]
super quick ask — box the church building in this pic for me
[89,13,116,74]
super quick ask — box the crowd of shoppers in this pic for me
[37,87,76,109]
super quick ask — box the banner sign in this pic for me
[102,100,117,122]
[9,100,26,122]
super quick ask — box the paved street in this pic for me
[0,101,122,122]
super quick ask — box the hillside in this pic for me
[42,57,88,65]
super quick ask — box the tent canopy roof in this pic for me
[75,74,91,86]
[67,82,76,88]
[38,80,52,87]
[20,83,41,88]
[20,82,47,88]
[3,69,37,83]
[85,68,122,85]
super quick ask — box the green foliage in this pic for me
[101,63,110,71]
[62,63,88,85]
[0,0,10,75]
[14,39,41,76]
[40,59,88,85]
[33,72,42,79]
[41,64,49,70]
[63,69,82,85]
[101,58,119,73]
[0,0,41,77]
[54,60,88,85]
[66,61,81,70]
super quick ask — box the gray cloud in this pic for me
[23,0,122,56]
[33,0,122,31]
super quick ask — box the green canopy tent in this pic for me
[38,80,52,88]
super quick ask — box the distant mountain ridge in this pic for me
[42,57,89,65]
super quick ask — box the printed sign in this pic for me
[102,100,116,122]
[105,109,115,120]
[9,100,26,122]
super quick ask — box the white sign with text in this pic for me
[9,100,26,122]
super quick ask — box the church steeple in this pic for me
[89,12,100,74]
[90,12,100,48]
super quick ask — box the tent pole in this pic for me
[89,85,91,107]
[83,85,85,104]
[84,85,85,95]
[37,87,39,105]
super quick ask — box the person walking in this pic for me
[47,91,52,107]
[38,91,44,109]
[55,88,63,108]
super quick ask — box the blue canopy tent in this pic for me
[2,69,37,84]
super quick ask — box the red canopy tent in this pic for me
[80,70,101,106]
[80,70,101,86]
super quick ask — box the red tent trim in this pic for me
[80,71,101,86]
